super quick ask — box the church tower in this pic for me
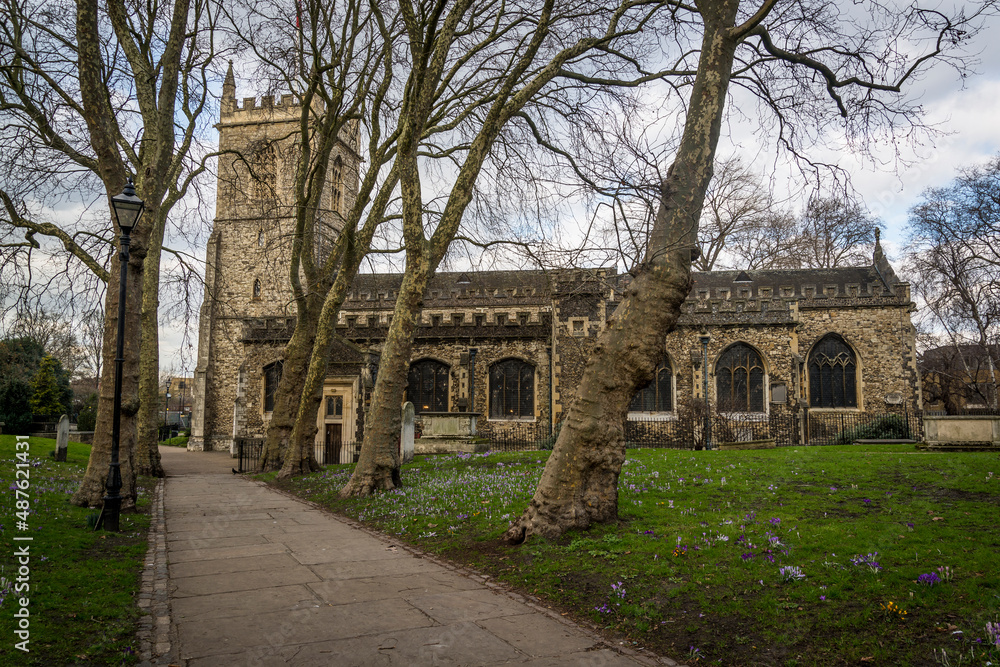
[189,64,361,452]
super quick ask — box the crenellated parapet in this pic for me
[678,296,799,326]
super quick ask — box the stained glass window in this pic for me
[630,360,673,412]
[407,359,449,413]
[809,335,857,408]
[716,343,765,412]
[489,359,534,419]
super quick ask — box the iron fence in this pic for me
[475,408,919,452]
[624,416,696,449]
[804,408,921,446]
[314,440,361,465]
[483,421,556,452]
[234,437,264,473]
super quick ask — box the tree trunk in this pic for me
[504,2,740,542]
[71,230,143,509]
[277,297,341,479]
[278,265,364,478]
[257,296,321,472]
[340,263,430,496]
[135,210,167,477]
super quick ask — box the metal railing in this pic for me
[481,421,556,452]
[234,437,264,473]
[804,408,920,445]
[474,408,919,452]
[313,440,361,465]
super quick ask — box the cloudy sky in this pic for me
[158,5,1000,375]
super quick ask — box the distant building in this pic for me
[921,344,999,414]
[162,377,194,415]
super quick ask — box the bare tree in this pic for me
[0,0,219,503]
[77,307,106,382]
[907,155,1000,410]
[338,0,689,497]
[503,0,995,541]
[727,208,803,269]
[796,195,882,269]
[696,157,776,271]
[5,307,84,379]
[215,0,404,475]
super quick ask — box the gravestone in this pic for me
[401,401,415,464]
[55,414,69,462]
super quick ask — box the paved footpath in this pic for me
[141,447,684,667]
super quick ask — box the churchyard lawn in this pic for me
[270,444,1000,666]
[0,435,153,666]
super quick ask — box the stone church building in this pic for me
[189,78,923,456]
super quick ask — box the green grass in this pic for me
[158,435,189,447]
[0,435,154,666]
[268,445,1000,666]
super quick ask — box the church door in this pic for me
[325,424,342,464]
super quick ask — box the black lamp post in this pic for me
[164,378,171,426]
[699,334,712,451]
[97,178,144,532]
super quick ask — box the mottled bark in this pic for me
[340,266,430,495]
[505,0,742,542]
[71,229,142,508]
[70,0,203,506]
[342,0,583,496]
[135,208,167,477]
[258,294,322,472]
[278,287,349,479]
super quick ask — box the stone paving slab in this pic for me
[141,447,683,667]
[169,551,300,579]
[308,572,481,606]
[171,584,318,622]
[477,613,600,657]
[165,540,288,564]
[176,597,437,659]
[406,587,533,625]
[171,561,321,597]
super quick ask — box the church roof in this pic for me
[342,258,907,311]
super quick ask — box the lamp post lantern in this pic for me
[97,178,144,532]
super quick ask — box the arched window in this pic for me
[332,155,343,214]
[407,359,449,413]
[263,361,283,412]
[252,278,262,300]
[489,358,534,419]
[809,334,858,408]
[630,359,673,412]
[716,343,766,412]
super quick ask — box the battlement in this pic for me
[222,93,302,119]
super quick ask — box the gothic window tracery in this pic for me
[716,343,766,412]
[407,359,449,413]
[808,334,858,408]
[489,358,534,419]
[630,359,673,412]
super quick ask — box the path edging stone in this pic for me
[136,478,177,667]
